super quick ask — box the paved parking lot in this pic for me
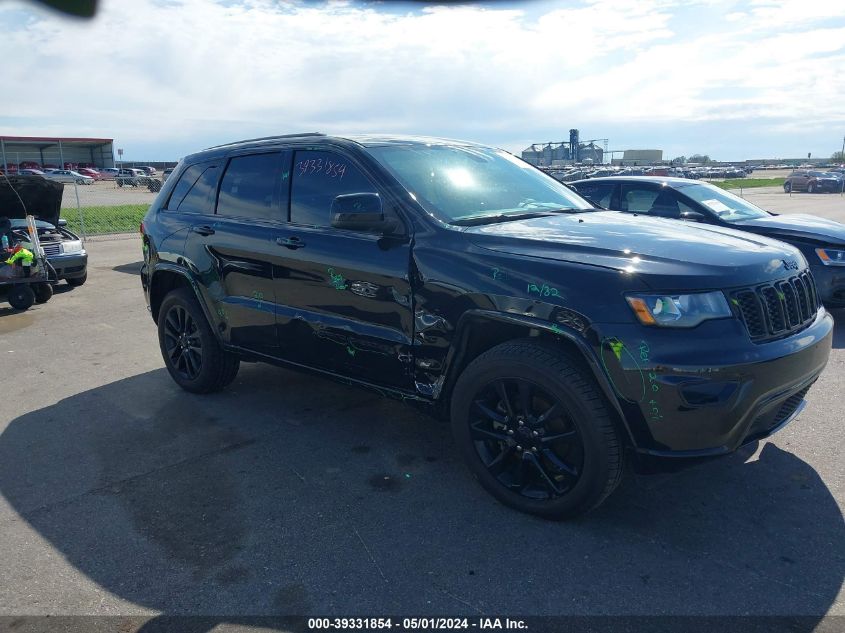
[0,194,843,630]
[60,180,159,208]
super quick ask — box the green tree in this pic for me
[688,154,711,164]
[831,151,845,162]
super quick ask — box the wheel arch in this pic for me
[438,310,636,448]
[149,264,213,330]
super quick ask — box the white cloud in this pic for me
[1,0,844,159]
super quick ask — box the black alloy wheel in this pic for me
[451,339,623,519]
[162,304,203,380]
[157,287,240,393]
[469,377,583,500]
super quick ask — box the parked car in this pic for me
[139,134,832,518]
[115,168,149,187]
[0,175,88,286]
[76,168,102,180]
[570,176,845,307]
[783,170,843,193]
[97,167,119,180]
[43,169,94,185]
[161,167,175,182]
[138,166,157,176]
[18,169,46,176]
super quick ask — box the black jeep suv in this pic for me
[140,134,833,518]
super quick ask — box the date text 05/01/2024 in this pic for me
[307,617,528,630]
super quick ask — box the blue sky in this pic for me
[1,0,844,162]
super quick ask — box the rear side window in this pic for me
[217,152,283,221]
[165,165,202,211]
[176,166,219,214]
[291,150,378,227]
[620,185,659,213]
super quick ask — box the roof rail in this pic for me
[205,132,325,150]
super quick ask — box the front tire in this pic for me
[157,287,240,393]
[784,182,792,193]
[450,340,623,519]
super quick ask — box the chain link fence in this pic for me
[63,177,160,241]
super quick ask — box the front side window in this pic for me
[217,153,282,221]
[365,144,592,224]
[290,150,378,227]
[573,182,614,208]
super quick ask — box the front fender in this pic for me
[440,309,637,449]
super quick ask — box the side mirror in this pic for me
[680,210,705,222]
[330,193,384,231]
[58,218,68,227]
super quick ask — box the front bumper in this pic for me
[47,252,87,280]
[592,309,833,461]
[810,263,845,308]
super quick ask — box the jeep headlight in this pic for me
[62,240,83,254]
[626,291,731,327]
[816,248,845,266]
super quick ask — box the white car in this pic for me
[43,169,94,185]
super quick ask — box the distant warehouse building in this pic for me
[0,135,116,172]
[612,149,663,166]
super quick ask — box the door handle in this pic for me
[277,236,305,249]
[191,225,215,236]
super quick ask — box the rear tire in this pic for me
[33,283,53,303]
[808,182,816,193]
[7,285,35,310]
[157,287,240,393]
[783,182,792,193]
[450,339,623,519]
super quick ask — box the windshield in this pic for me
[679,183,770,222]
[365,144,593,224]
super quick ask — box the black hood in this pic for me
[0,175,64,227]
[733,214,845,246]
[467,211,805,289]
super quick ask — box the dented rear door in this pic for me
[271,148,415,388]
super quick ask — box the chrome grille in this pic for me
[730,271,819,342]
[41,243,62,256]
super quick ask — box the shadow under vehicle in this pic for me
[0,367,842,630]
